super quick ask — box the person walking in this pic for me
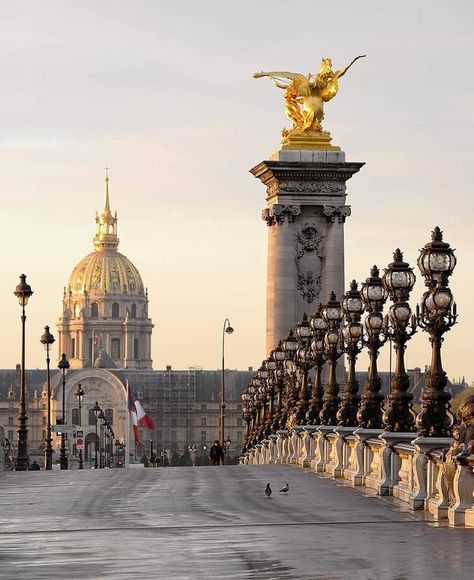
[209,440,225,466]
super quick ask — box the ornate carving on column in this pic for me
[295,223,324,304]
[262,204,301,226]
[323,205,352,223]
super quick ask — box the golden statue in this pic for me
[254,55,366,149]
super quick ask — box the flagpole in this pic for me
[125,378,131,468]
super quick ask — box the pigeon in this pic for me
[265,483,272,497]
[279,483,289,494]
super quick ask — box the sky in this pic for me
[0,1,473,382]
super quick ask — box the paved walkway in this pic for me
[0,465,472,579]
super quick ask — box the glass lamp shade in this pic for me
[273,343,286,362]
[343,322,363,343]
[426,287,453,314]
[361,266,388,309]
[383,249,416,295]
[257,365,270,380]
[389,303,411,324]
[311,313,326,331]
[40,325,55,351]
[283,330,299,352]
[266,358,277,371]
[365,312,384,334]
[14,274,33,307]
[342,280,364,317]
[417,227,457,286]
[296,313,312,339]
[325,330,340,346]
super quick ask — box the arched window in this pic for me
[201,417,206,427]
[131,303,137,319]
[111,338,121,359]
[112,303,120,319]
[105,408,114,425]
[89,408,96,426]
[72,408,79,425]
[74,302,81,318]
[91,302,98,318]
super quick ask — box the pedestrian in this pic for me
[29,460,41,471]
[209,440,225,466]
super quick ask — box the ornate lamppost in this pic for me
[92,401,101,469]
[382,250,417,432]
[98,410,106,467]
[282,329,299,427]
[294,313,315,424]
[416,227,457,436]
[58,353,70,470]
[220,318,234,446]
[307,304,326,424]
[75,384,85,469]
[40,325,55,470]
[337,281,364,427]
[358,266,389,429]
[271,342,287,431]
[13,274,33,471]
[319,292,344,426]
[262,358,277,437]
[241,389,252,453]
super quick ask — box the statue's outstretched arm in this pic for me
[254,71,304,81]
[335,55,366,79]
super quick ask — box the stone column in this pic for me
[251,149,364,354]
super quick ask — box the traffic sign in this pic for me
[52,425,75,435]
[76,429,84,449]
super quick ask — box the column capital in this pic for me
[262,204,301,226]
[323,205,352,223]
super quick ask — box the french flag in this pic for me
[128,388,155,446]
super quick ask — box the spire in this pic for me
[94,170,119,251]
[104,166,110,212]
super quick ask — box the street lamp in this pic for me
[98,410,106,468]
[75,384,85,469]
[319,292,344,426]
[294,313,315,424]
[382,250,417,432]
[416,227,458,436]
[358,266,389,429]
[13,274,33,471]
[220,318,234,446]
[282,328,299,425]
[92,401,101,469]
[40,325,55,470]
[271,342,287,431]
[307,304,327,424]
[337,281,364,427]
[58,353,70,470]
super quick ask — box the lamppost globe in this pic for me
[417,227,457,289]
[14,274,33,306]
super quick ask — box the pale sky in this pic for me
[0,1,473,382]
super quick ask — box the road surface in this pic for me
[0,465,472,579]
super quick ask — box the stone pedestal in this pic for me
[250,149,364,353]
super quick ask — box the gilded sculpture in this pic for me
[254,55,366,149]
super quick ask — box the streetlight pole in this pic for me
[14,274,33,471]
[58,353,70,470]
[93,401,101,469]
[220,318,234,448]
[40,326,55,470]
[98,410,106,468]
[75,384,85,469]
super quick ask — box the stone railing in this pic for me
[240,425,474,527]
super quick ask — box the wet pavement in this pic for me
[0,464,472,579]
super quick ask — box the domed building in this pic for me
[57,176,153,369]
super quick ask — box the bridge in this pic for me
[0,466,472,579]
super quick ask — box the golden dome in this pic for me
[67,175,144,297]
[68,249,144,296]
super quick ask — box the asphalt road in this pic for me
[0,465,472,579]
